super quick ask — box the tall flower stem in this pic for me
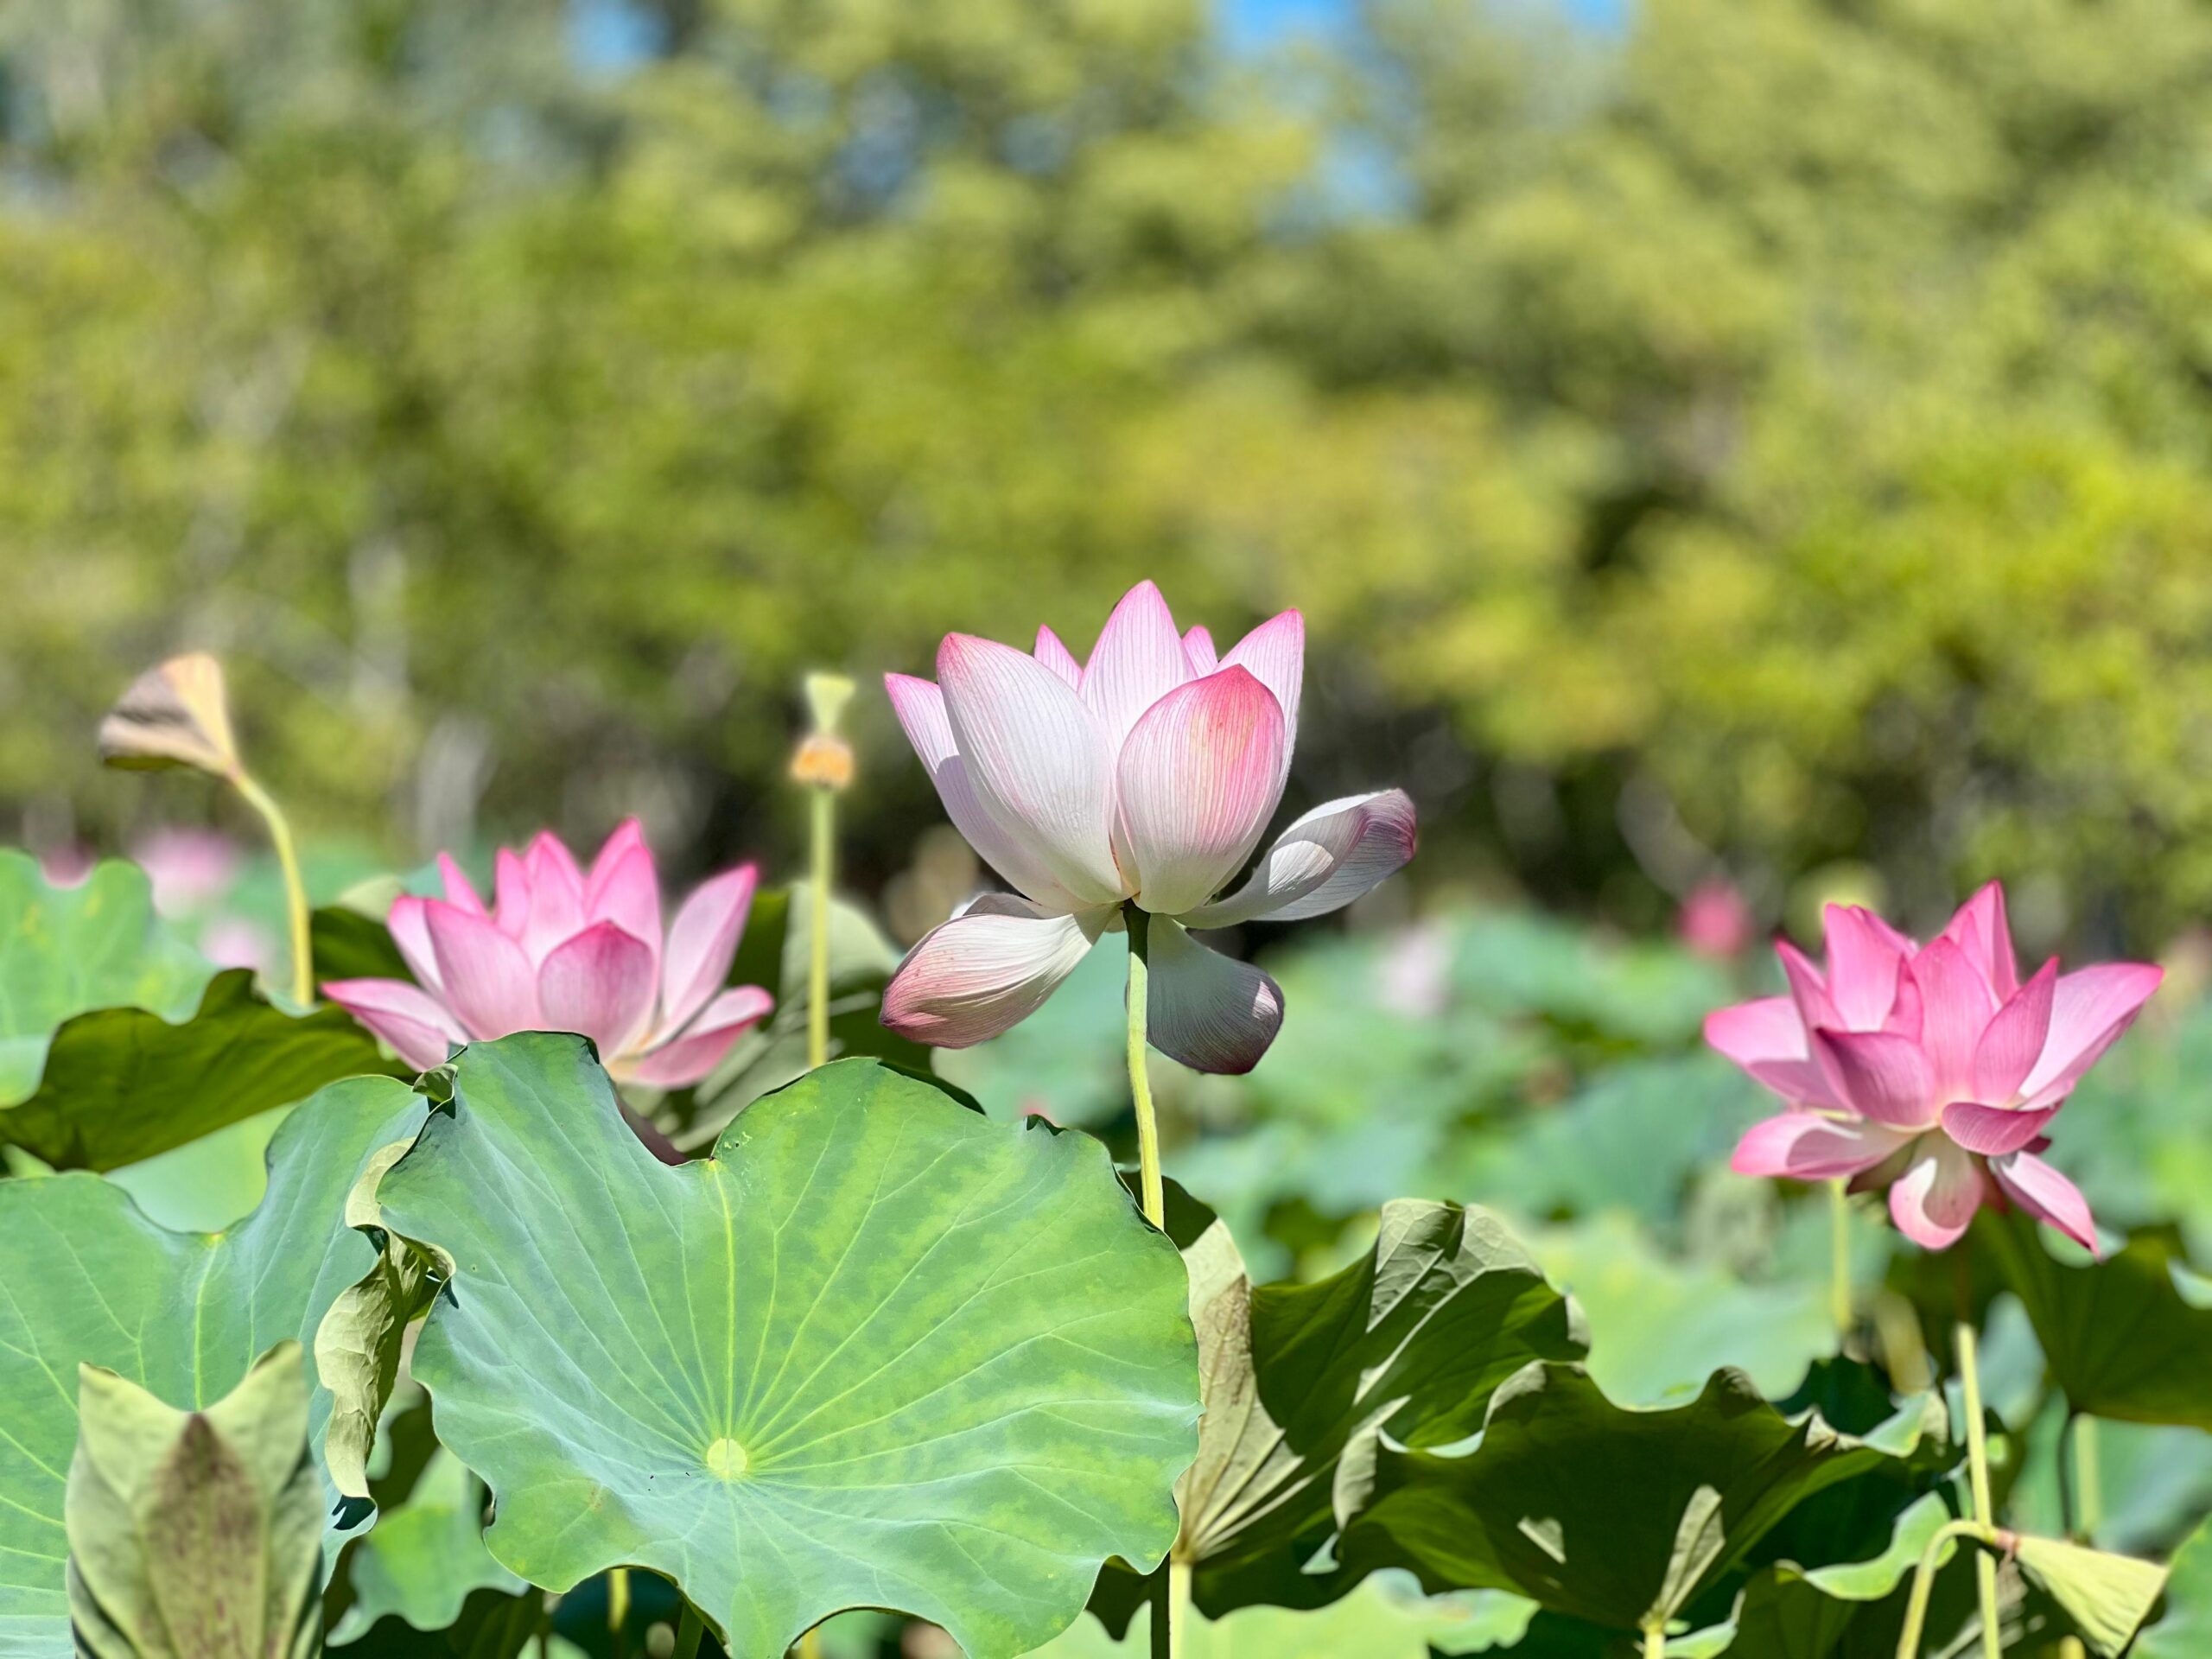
[1168,1557,1190,1659]
[1896,1518,2000,1658]
[1642,1619,1667,1659]
[807,784,834,1071]
[2074,1412,2102,1542]
[608,1567,632,1659]
[232,771,312,1007]
[671,1600,705,1659]
[1123,907,1164,1229]
[1829,1179,1853,1339]
[1957,1320,2005,1658]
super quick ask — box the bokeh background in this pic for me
[13,0,2212,958]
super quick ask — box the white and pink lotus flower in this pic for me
[1707,882,2160,1253]
[324,821,772,1088]
[880,580,1416,1073]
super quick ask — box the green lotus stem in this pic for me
[671,1601,704,1659]
[232,770,312,1007]
[2075,1413,2101,1542]
[1643,1618,1667,1659]
[1169,1557,1190,1659]
[1896,1518,1999,1658]
[796,1627,823,1659]
[808,785,834,1071]
[1957,1320,2004,1658]
[1124,907,1165,1229]
[1829,1179,1852,1339]
[609,1567,632,1658]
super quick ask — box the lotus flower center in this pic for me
[704,1438,748,1480]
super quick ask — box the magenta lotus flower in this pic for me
[880,580,1416,1073]
[324,822,772,1088]
[1707,882,2160,1253]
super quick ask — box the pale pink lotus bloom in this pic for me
[1679,878,1754,960]
[131,828,241,917]
[324,821,772,1088]
[880,580,1416,1073]
[1707,882,2160,1254]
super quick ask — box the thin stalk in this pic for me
[1643,1618,1668,1659]
[232,771,312,1007]
[671,1601,705,1659]
[1896,1518,1999,1659]
[1829,1179,1853,1340]
[807,785,834,1071]
[1168,1557,1191,1659]
[2075,1413,2101,1543]
[608,1566,632,1659]
[796,1628,822,1659]
[1124,908,1164,1229]
[1956,1321,2004,1659]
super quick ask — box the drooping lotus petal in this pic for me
[1908,938,1999,1099]
[1705,998,1802,1066]
[1824,906,1906,1029]
[537,921,658,1056]
[1182,626,1218,675]
[1940,881,2019,1002]
[660,864,760,1036]
[1941,1100,2062,1157]
[1181,790,1418,928]
[622,986,775,1089]
[320,978,465,1070]
[938,633,1126,906]
[584,819,662,965]
[1732,1112,1912,1179]
[1077,579,1192,743]
[423,901,542,1039]
[387,895,444,994]
[1115,667,1287,916]
[885,672,1077,910]
[1144,917,1283,1075]
[1992,1149,2101,1255]
[2018,963,2164,1109]
[1971,959,2058,1103]
[1221,610,1304,790]
[520,832,586,962]
[1889,1137,1986,1250]
[1813,1028,1939,1128]
[880,897,1109,1048]
[436,853,486,916]
[1705,997,1840,1106]
[1777,942,1840,1033]
[1033,625,1083,688]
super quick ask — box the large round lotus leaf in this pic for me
[373,1037,1198,1659]
[0,1075,426,1657]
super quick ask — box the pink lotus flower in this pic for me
[324,822,772,1088]
[880,580,1416,1073]
[1679,878,1754,960]
[1707,882,2160,1253]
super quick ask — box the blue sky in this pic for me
[1224,0,1628,49]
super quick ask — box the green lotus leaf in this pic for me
[677,882,931,1144]
[66,1341,325,1659]
[3,969,404,1172]
[1094,1199,1585,1630]
[2134,1511,2212,1658]
[0,1077,425,1656]
[1980,1210,2212,1430]
[1035,1576,1539,1657]
[0,852,208,1106]
[2013,1535,2168,1658]
[327,1452,523,1646]
[371,1036,1198,1658]
[1335,1363,1952,1643]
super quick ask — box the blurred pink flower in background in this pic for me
[880,580,1416,1073]
[130,828,241,917]
[37,844,93,887]
[200,917,277,976]
[1707,882,2159,1253]
[324,821,772,1087]
[1678,878,1754,960]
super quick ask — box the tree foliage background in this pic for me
[7,0,2212,944]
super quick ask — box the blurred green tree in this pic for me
[3,0,2209,939]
